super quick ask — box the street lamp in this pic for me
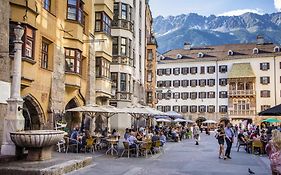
[1,23,25,155]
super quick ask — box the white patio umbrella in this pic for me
[165,111,183,118]
[173,118,187,122]
[156,118,171,122]
[202,120,217,124]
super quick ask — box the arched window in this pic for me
[228,50,234,56]
[197,52,204,58]
[253,48,259,54]
[274,46,280,53]
[176,54,182,59]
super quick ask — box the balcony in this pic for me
[65,73,81,89]
[228,110,256,116]
[112,56,133,66]
[95,78,112,98]
[228,90,255,97]
[111,92,132,101]
[112,19,134,32]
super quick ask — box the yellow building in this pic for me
[3,0,113,133]
[145,3,157,108]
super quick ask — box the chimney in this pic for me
[184,42,191,50]
[256,35,265,45]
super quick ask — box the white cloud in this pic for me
[274,0,281,11]
[218,9,264,16]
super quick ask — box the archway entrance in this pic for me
[23,95,44,130]
[65,98,80,131]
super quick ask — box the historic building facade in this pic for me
[109,0,147,130]
[156,39,281,124]
[144,2,157,108]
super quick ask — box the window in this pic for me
[181,92,189,100]
[148,49,153,60]
[219,78,227,86]
[157,93,163,100]
[65,48,82,74]
[190,105,197,113]
[190,80,197,87]
[207,79,215,86]
[181,106,188,113]
[120,73,127,92]
[173,80,180,87]
[219,91,228,98]
[165,68,171,75]
[146,92,152,104]
[190,92,197,99]
[181,67,189,75]
[181,80,189,87]
[67,0,85,24]
[173,92,180,99]
[199,92,206,99]
[41,39,50,69]
[219,105,228,113]
[228,50,234,56]
[165,92,172,100]
[43,0,51,11]
[112,37,118,55]
[190,67,197,74]
[96,57,110,78]
[164,81,171,87]
[128,39,132,58]
[147,71,152,82]
[233,99,250,112]
[173,106,180,112]
[197,52,204,58]
[114,3,119,18]
[260,62,270,70]
[111,72,118,91]
[157,106,163,112]
[121,37,127,56]
[95,12,111,35]
[199,105,206,113]
[163,106,171,112]
[261,90,270,98]
[207,66,215,74]
[199,79,206,87]
[207,105,215,113]
[274,46,280,53]
[260,77,270,84]
[173,68,180,75]
[208,91,215,98]
[253,48,259,54]
[121,3,127,20]
[200,66,205,74]
[219,65,228,73]
[157,69,164,76]
[261,105,271,111]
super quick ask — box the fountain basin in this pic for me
[10,130,65,161]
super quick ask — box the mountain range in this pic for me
[153,12,281,53]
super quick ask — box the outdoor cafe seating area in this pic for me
[55,104,195,158]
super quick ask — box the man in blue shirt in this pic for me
[225,123,234,159]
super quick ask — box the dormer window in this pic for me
[160,55,165,60]
[176,54,182,59]
[253,48,259,54]
[274,46,280,53]
[228,50,234,56]
[197,52,204,58]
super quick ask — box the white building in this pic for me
[110,0,147,130]
[156,39,281,124]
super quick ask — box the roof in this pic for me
[160,43,281,62]
[228,63,255,78]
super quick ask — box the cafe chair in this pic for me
[140,142,152,158]
[85,137,95,153]
[237,139,247,152]
[120,141,135,158]
[57,139,66,153]
[153,140,163,154]
[65,137,79,153]
[252,140,264,155]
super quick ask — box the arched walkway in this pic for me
[65,98,81,130]
[23,94,44,130]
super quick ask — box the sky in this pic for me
[149,0,281,17]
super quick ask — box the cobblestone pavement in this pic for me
[67,133,271,175]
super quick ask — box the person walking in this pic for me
[193,124,200,145]
[224,123,234,159]
[216,124,226,159]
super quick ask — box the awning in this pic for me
[228,63,255,79]
[258,104,281,116]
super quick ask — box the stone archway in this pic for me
[64,98,81,130]
[23,94,44,130]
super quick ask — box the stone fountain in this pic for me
[10,130,65,161]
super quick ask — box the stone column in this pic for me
[1,24,25,155]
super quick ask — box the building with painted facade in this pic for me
[156,39,281,124]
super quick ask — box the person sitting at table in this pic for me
[171,128,179,142]
[238,130,246,143]
[124,128,130,140]
[136,131,144,141]
[160,131,166,146]
[70,126,83,152]
[250,130,258,139]
[127,131,138,150]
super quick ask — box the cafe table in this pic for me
[105,138,119,156]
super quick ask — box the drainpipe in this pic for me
[215,59,219,121]
[274,56,277,106]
